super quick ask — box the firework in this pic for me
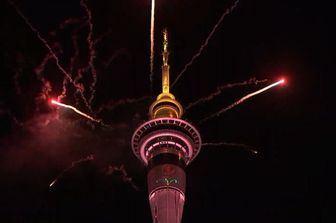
[200,79,285,123]
[150,0,155,90]
[185,78,268,112]
[51,99,101,123]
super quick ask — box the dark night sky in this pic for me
[0,0,332,222]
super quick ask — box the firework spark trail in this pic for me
[58,17,83,30]
[202,142,258,154]
[69,30,80,75]
[171,0,240,87]
[104,48,129,68]
[13,68,22,95]
[34,44,62,79]
[35,53,54,78]
[185,78,268,112]
[69,21,89,82]
[93,29,112,46]
[106,165,140,191]
[150,0,155,90]
[50,16,85,70]
[36,80,52,104]
[95,96,151,114]
[36,44,68,101]
[69,23,91,109]
[200,79,285,123]
[80,0,98,106]
[48,17,83,37]
[49,155,94,188]
[9,0,92,109]
[51,100,101,123]
[9,1,73,82]
[34,50,59,101]
[61,16,90,75]
[57,76,68,100]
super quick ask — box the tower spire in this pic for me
[149,29,183,119]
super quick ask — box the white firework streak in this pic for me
[200,80,285,123]
[51,100,101,123]
[150,0,155,90]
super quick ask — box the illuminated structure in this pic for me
[131,30,202,223]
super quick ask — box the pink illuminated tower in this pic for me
[131,29,202,223]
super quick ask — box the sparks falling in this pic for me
[200,79,285,123]
[172,0,240,87]
[150,0,155,90]
[51,100,101,123]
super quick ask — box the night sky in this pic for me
[0,0,331,222]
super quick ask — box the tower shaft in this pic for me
[148,153,186,223]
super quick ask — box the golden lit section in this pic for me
[162,30,169,94]
[149,29,183,119]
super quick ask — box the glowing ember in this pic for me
[49,180,57,188]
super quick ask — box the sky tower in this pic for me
[131,29,202,223]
